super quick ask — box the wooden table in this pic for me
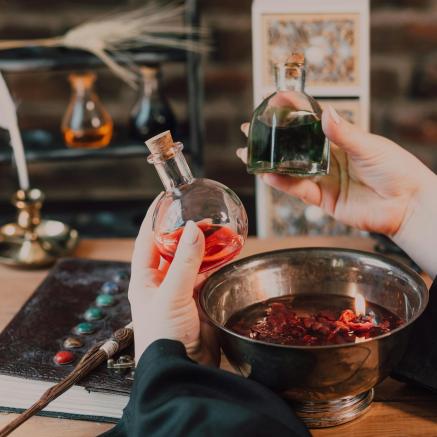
[1,237,436,437]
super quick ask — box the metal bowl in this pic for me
[199,248,428,427]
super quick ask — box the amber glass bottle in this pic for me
[62,72,113,149]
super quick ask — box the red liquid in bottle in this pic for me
[156,223,244,273]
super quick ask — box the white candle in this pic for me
[354,293,366,316]
[9,125,29,190]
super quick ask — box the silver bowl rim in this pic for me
[199,247,429,350]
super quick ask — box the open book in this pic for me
[0,258,133,422]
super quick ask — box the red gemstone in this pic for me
[54,350,75,365]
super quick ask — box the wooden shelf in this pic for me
[0,142,145,163]
[0,128,192,163]
[0,46,187,72]
[0,0,203,173]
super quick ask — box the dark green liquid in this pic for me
[248,111,328,175]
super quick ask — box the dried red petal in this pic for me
[318,310,336,321]
[339,309,356,323]
[348,321,375,332]
[236,299,403,347]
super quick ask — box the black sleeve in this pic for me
[392,277,437,392]
[101,340,310,437]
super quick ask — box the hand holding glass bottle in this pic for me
[129,203,219,365]
[238,106,437,278]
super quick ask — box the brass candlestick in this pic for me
[0,189,78,268]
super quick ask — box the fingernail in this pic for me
[181,220,199,245]
[236,148,243,157]
[327,105,340,124]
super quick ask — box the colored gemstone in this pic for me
[54,350,75,365]
[63,336,83,349]
[113,271,129,282]
[101,281,119,295]
[96,294,115,307]
[84,307,104,321]
[74,322,95,335]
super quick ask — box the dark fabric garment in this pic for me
[392,277,437,392]
[101,340,310,437]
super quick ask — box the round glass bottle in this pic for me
[61,72,113,149]
[145,131,248,273]
[247,53,329,176]
[130,65,176,141]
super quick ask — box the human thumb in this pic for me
[322,105,387,159]
[161,221,205,302]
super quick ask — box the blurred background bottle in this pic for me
[61,72,113,149]
[129,65,177,142]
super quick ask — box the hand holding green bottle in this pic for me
[237,105,437,278]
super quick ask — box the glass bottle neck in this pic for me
[142,75,158,97]
[73,86,94,98]
[147,143,194,192]
[140,68,160,98]
[274,64,305,92]
[69,74,96,97]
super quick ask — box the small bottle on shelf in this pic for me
[145,130,248,273]
[61,72,113,149]
[247,53,330,176]
[130,65,176,142]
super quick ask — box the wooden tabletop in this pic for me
[0,237,436,437]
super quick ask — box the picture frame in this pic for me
[261,13,361,91]
[252,0,370,98]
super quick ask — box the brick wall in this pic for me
[370,0,437,171]
[0,0,436,205]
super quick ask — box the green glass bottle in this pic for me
[247,53,329,176]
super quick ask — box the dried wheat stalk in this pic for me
[0,2,209,88]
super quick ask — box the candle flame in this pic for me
[354,293,366,316]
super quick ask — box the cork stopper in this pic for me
[145,130,176,160]
[286,53,305,65]
[274,52,305,81]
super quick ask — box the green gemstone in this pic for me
[84,307,104,321]
[74,322,95,335]
[96,294,115,307]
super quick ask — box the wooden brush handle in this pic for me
[113,325,134,351]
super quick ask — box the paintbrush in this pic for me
[0,322,134,437]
